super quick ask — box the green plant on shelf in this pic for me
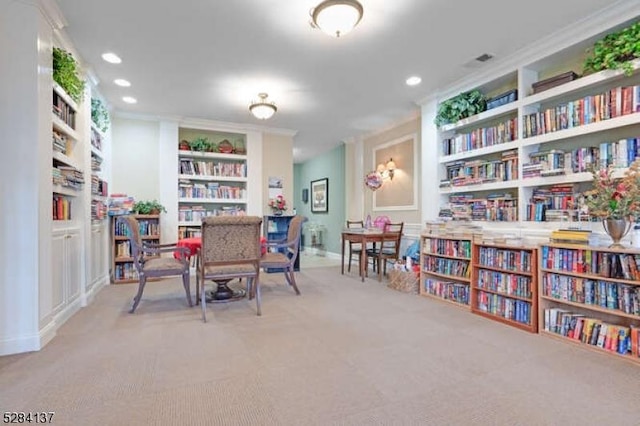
[189,137,210,152]
[434,89,487,127]
[91,98,110,133]
[52,47,85,103]
[583,21,640,76]
[132,200,166,215]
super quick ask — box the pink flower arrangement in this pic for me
[584,162,640,220]
[268,195,287,212]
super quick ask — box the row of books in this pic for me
[549,229,591,243]
[91,175,108,196]
[90,127,103,151]
[178,226,201,239]
[178,182,247,200]
[423,256,470,278]
[541,246,640,279]
[522,85,640,139]
[91,199,106,221]
[113,263,138,281]
[445,152,519,186]
[52,166,85,189]
[477,247,533,273]
[53,195,71,220]
[542,273,640,315]
[476,269,532,298]
[476,291,531,324]
[52,130,67,154]
[108,194,134,216]
[115,241,132,258]
[113,219,159,237]
[423,278,470,305]
[179,159,246,178]
[543,308,639,357]
[441,117,518,156]
[52,90,76,129]
[422,238,472,258]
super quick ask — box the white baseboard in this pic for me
[0,333,42,356]
[83,274,108,306]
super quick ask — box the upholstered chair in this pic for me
[260,215,307,295]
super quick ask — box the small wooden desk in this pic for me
[341,229,393,282]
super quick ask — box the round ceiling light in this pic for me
[122,96,137,104]
[114,78,131,87]
[310,0,363,38]
[406,76,422,86]
[249,93,277,120]
[101,52,122,64]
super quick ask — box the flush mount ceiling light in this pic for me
[122,96,137,104]
[114,78,131,87]
[310,0,363,38]
[101,52,122,64]
[406,76,422,86]
[249,93,277,120]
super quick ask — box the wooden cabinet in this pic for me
[471,242,538,333]
[419,233,472,308]
[177,128,248,239]
[111,214,160,283]
[264,215,300,272]
[539,243,640,363]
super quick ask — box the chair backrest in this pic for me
[346,220,364,229]
[200,216,263,266]
[285,215,307,259]
[117,215,144,272]
[382,222,404,254]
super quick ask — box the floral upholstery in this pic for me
[144,257,186,273]
[199,216,263,321]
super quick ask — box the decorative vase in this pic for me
[603,218,631,248]
[273,210,283,216]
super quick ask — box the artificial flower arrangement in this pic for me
[268,195,288,212]
[583,160,640,220]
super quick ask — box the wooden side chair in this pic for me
[198,216,263,321]
[260,215,307,295]
[117,215,193,313]
[367,222,404,281]
[346,220,364,273]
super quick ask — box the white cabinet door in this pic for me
[51,232,66,316]
[66,230,82,304]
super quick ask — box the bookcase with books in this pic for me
[539,243,640,363]
[89,123,108,222]
[419,233,472,308]
[52,82,85,224]
[111,214,160,283]
[177,128,248,239]
[431,13,640,233]
[471,242,538,332]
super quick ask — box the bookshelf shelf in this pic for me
[539,243,640,362]
[419,233,472,308]
[470,242,538,332]
[540,330,640,364]
[178,197,248,204]
[178,174,247,183]
[439,100,520,133]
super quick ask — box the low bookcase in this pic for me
[539,243,640,363]
[419,233,472,309]
[471,242,538,333]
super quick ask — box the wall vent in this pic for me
[475,53,494,63]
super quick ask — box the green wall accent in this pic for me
[294,144,346,255]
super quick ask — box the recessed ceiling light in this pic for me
[101,52,122,64]
[122,96,137,104]
[406,76,422,86]
[114,78,131,87]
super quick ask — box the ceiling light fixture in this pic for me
[101,52,122,64]
[114,78,131,87]
[310,0,363,38]
[406,76,422,86]
[122,96,137,104]
[249,93,277,120]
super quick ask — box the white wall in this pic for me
[262,133,294,213]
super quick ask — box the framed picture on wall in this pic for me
[311,178,329,213]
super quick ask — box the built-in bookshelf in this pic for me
[90,124,108,222]
[111,214,160,284]
[419,233,472,308]
[177,128,248,239]
[52,83,84,223]
[539,243,640,363]
[471,242,538,332]
[433,16,640,229]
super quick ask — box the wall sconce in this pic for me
[376,158,397,180]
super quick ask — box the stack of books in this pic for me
[550,228,592,244]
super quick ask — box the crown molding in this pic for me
[37,0,66,31]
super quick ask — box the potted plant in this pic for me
[434,89,487,127]
[189,137,209,152]
[583,21,640,76]
[52,47,85,103]
[91,98,110,132]
[179,140,190,150]
[132,200,167,215]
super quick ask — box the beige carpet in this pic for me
[1,266,639,425]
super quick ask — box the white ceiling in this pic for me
[56,0,618,162]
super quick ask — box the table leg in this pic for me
[360,239,366,282]
[341,236,345,275]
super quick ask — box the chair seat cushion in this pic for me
[143,257,186,273]
[204,264,257,277]
[260,252,289,266]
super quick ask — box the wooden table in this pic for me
[341,229,394,282]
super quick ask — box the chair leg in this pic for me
[348,247,352,272]
[254,277,262,316]
[201,274,207,323]
[130,275,147,313]
[288,268,301,295]
[183,271,193,307]
[378,257,383,282]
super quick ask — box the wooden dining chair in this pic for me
[367,222,404,281]
[117,215,192,313]
[346,220,365,273]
